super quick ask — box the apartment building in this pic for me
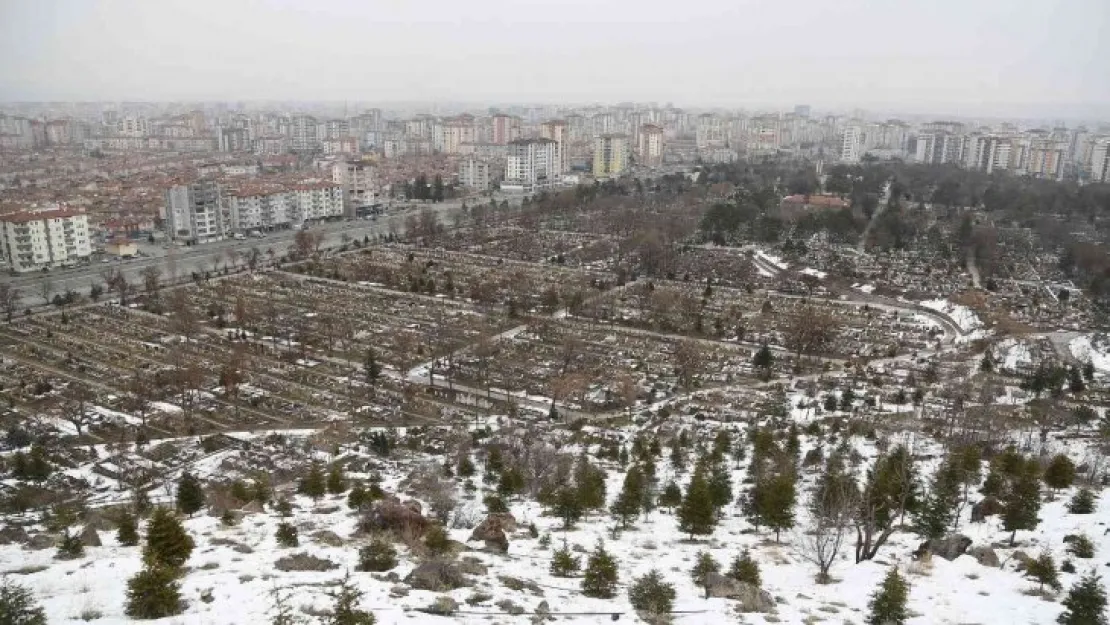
[442,116,477,155]
[1090,138,1110,183]
[458,157,492,191]
[226,188,291,232]
[0,209,92,273]
[290,183,344,223]
[839,126,862,163]
[164,180,229,243]
[592,134,630,178]
[290,114,319,153]
[332,160,380,215]
[696,114,726,150]
[540,120,569,175]
[491,114,522,145]
[502,138,558,193]
[638,124,664,167]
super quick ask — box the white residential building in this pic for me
[290,114,319,153]
[0,209,92,273]
[502,138,558,194]
[290,183,344,223]
[638,124,664,167]
[458,157,491,191]
[839,126,862,163]
[540,120,569,174]
[1091,138,1110,183]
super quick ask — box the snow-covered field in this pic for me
[1070,334,1110,375]
[4,417,1107,625]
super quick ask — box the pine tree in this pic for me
[298,464,326,501]
[268,585,304,625]
[611,466,645,529]
[752,344,774,380]
[347,483,368,510]
[581,541,619,598]
[1067,535,1095,559]
[143,507,194,569]
[708,461,733,516]
[867,568,910,625]
[497,467,525,498]
[751,472,797,543]
[484,494,509,514]
[1068,488,1097,514]
[357,538,397,572]
[574,456,607,511]
[1058,572,1108,625]
[275,522,299,548]
[55,531,84,560]
[913,461,960,540]
[274,497,293,517]
[457,455,475,477]
[691,551,720,598]
[628,570,676,616]
[678,468,717,538]
[325,571,375,625]
[550,541,581,577]
[1026,552,1062,591]
[659,481,682,510]
[116,510,140,546]
[1044,454,1077,493]
[327,463,347,494]
[553,487,583,530]
[175,471,205,516]
[0,577,47,625]
[125,564,184,619]
[1002,459,1041,545]
[728,549,761,587]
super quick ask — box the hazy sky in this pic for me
[1,0,1108,117]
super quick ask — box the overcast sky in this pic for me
[1,0,1108,118]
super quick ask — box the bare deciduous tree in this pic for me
[0,284,20,322]
[798,473,857,583]
[673,339,705,390]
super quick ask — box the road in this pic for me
[0,199,474,307]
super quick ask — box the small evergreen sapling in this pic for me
[116,510,140,546]
[1067,534,1096,559]
[581,541,619,598]
[325,571,375,625]
[357,539,397,572]
[867,567,910,625]
[143,507,194,569]
[0,577,47,625]
[628,570,676,616]
[728,549,761,587]
[1057,572,1108,625]
[1025,552,1062,592]
[327,463,347,494]
[125,564,185,619]
[176,472,205,516]
[1068,488,1097,514]
[275,522,299,548]
[691,551,720,598]
[550,540,581,577]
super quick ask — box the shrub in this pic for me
[691,551,720,598]
[550,543,581,577]
[1068,488,1097,514]
[357,539,398,572]
[275,523,299,548]
[220,510,237,526]
[1066,535,1095,559]
[1025,552,1061,591]
[55,532,84,560]
[116,510,140,546]
[424,525,452,556]
[125,565,184,619]
[0,577,47,625]
[175,472,205,516]
[1058,572,1107,625]
[483,494,508,514]
[628,569,675,616]
[728,549,761,587]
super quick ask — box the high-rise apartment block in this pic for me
[502,138,558,194]
[332,160,380,215]
[164,180,228,243]
[839,126,862,163]
[458,157,492,191]
[638,124,664,167]
[593,134,630,178]
[491,114,521,145]
[0,209,92,273]
[540,120,569,175]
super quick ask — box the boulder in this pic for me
[79,526,102,548]
[23,533,55,551]
[363,498,431,536]
[83,510,116,532]
[705,573,775,613]
[0,525,29,545]
[404,560,469,591]
[916,534,972,561]
[240,500,265,514]
[470,514,514,552]
[532,600,554,624]
[971,497,1004,523]
[311,530,344,547]
[274,552,338,572]
[968,546,999,568]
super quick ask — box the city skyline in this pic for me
[2,0,1108,120]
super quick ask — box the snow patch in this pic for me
[1070,334,1110,374]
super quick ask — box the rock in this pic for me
[968,546,999,568]
[23,533,55,551]
[423,596,459,616]
[495,599,525,616]
[705,573,774,613]
[917,534,972,561]
[458,556,489,576]
[240,500,264,514]
[389,585,409,598]
[532,600,555,624]
[83,510,115,532]
[274,552,338,572]
[971,497,1003,523]
[0,525,29,545]
[79,526,101,547]
[311,530,344,547]
[1011,551,1034,572]
[470,514,514,553]
[499,575,544,596]
[316,505,340,515]
[363,498,431,536]
[404,560,469,591]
